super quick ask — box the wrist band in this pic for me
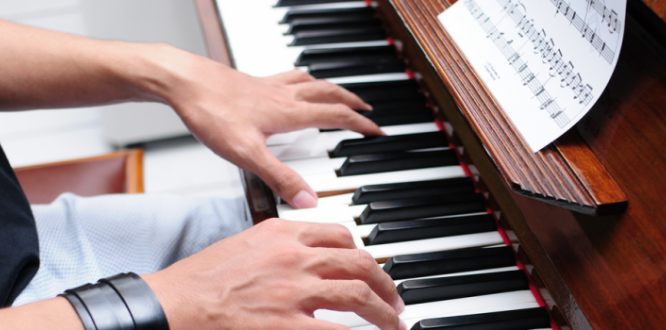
[59,272,169,330]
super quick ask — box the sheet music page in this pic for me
[439,0,626,151]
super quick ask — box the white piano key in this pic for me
[216,0,384,77]
[277,204,365,223]
[303,166,466,192]
[350,302,544,330]
[361,231,504,260]
[298,40,390,50]
[326,72,411,85]
[269,123,441,161]
[283,156,346,176]
[315,290,537,328]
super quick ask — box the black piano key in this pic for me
[359,192,486,224]
[398,270,529,305]
[369,98,428,111]
[308,60,405,79]
[411,307,551,330]
[286,17,382,35]
[295,45,398,66]
[352,178,476,204]
[281,7,376,24]
[366,214,497,245]
[340,80,423,103]
[383,246,516,280]
[361,109,433,126]
[338,149,459,177]
[276,0,360,7]
[291,28,387,46]
[331,132,447,158]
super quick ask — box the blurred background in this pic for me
[0,0,244,199]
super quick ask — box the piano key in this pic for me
[383,246,517,280]
[283,156,346,176]
[296,46,398,67]
[291,27,387,46]
[286,17,383,35]
[340,80,423,103]
[361,231,504,261]
[314,290,537,328]
[267,123,440,162]
[351,302,545,330]
[398,270,529,305]
[308,59,405,79]
[326,72,412,84]
[369,98,428,111]
[411,307,551,330]
[339,149,459,176]
[352,178,476,204]
[360,107,434,127]
[359,192,486,224]
[303,165,466,192]
[331,132,447,158]
[275,0,362,7]
[295,45,398,66]
[268,122,438,147]
[391,266,521,286]
[217,0,375,77]
[366,214,497,245]
[281,6,376,24]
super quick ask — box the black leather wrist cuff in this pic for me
[59,272,169,330]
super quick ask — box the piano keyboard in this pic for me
[214,0,554,328]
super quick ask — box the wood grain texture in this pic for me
[15,149,144,204]
[381,0,666,328]
[389,0,626,216]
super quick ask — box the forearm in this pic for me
[0,19,191,111]
[0,297,83,330]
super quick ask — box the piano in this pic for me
[193,0,666,328]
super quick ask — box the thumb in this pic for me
[251,146,318,209]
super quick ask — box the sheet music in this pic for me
[439,0,626,151]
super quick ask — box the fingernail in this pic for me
[291,190,317,209]
[394,297,405,313]
[399,319,408,330]
[364,103,373,110]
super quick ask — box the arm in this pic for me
[0,19,383,208]
[0,220,406,330]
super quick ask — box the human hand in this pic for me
[157,50,383,209]
[143,219,406,330]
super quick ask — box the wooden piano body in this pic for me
[194,0,666,328]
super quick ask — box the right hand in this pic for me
[143,219,406,330]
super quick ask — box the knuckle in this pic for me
[355,250,377,275]
[332,224,354,244]
[348,280,372,307]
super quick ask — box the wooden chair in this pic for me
[14,149,144,205]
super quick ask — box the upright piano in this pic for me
[193,0,666,328]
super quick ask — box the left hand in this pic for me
[156,51,383,209]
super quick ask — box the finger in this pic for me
[264,69,316,85]
[312,249,404,313]
[249,143,319,209]
[294,315,351,330]
[310,280,405,330]
[296,223,357,249]
[298,103,384,136]
[291,80,372,110]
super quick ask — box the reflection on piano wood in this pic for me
[194,0,666,329]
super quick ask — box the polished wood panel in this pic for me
[381,0,666,328]
[194,0,233,66]
[15,149,144,204]
[387,0,626,215]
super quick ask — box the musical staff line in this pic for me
[465,0,571,128]
[550,0,617,64]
